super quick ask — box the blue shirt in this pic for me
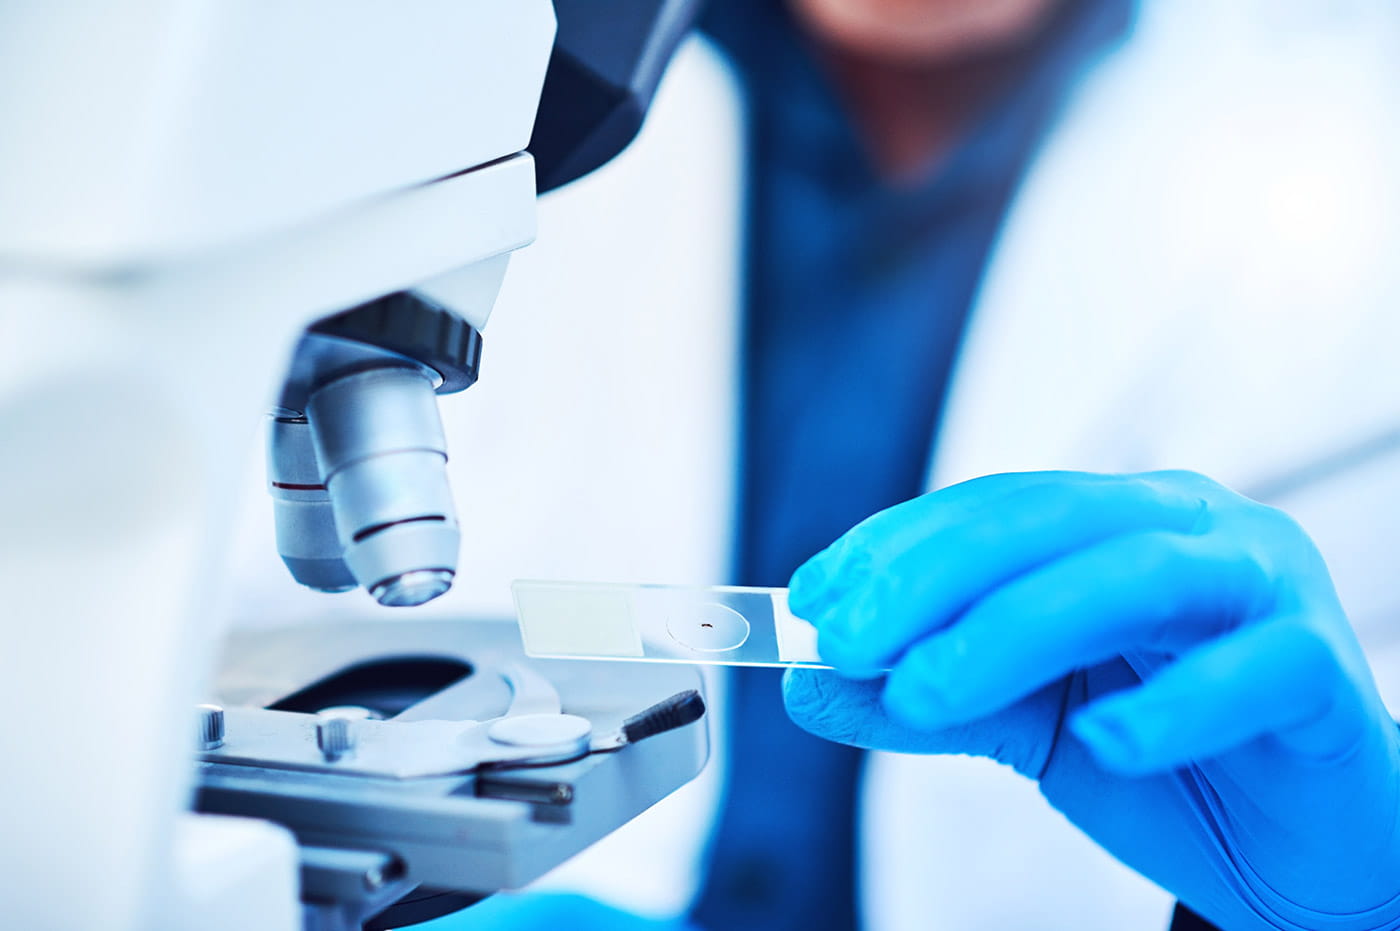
[694,3,1135,929]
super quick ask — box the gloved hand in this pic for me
[784,470,1400,931]
[419,892,700,931]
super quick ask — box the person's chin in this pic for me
[787,0,1059,65]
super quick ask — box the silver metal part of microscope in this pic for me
[268,329,461,608]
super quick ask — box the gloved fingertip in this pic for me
[1069,709,1148,773]
[780,664,816,696]
[815,629,883,679]
[782,667,893,748]
[780,665,825,715]
[787,558,838,618]
[780,668,841,739]
[881,672,953,731]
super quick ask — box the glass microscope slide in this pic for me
[512,580,831,668]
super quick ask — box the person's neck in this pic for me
[819,40,1042,186]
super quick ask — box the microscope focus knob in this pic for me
[197,704,225,751]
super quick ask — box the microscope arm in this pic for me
[267,0,704,607]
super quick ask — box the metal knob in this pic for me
[316,714,356,762]
[197,704,225,751]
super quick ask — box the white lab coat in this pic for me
[228,3,1400,928]
[868,3,1400,928]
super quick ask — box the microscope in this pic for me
[0,2,713,928]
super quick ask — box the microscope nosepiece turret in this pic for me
[268,293,482,607]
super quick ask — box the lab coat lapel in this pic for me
[929,0,1400,499]
[927,6,1179,491]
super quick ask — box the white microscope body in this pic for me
[0,3,576,928]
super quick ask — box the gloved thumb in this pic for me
[782,667,1063,779]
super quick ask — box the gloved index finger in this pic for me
[789,470,1108,615]
[798,473,1209,674]
[879,529,1268,734]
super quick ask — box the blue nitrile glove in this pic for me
[785,470,1400,931]
[419,892,700,931]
